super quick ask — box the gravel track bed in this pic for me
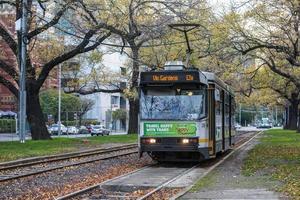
[144,132,258,200]
[146,188,182,200]
[0,148,137,177]
[0,154,153,200]
[73,187,155,200]
[0,132,255,200]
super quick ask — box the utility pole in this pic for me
[19,0,28,143]
[58,64,62,135]
[110,95,113,131]
[239,104,242,125]
[275,106,278,126]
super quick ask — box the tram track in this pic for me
[55,130,259,200]
[0,144,138,182]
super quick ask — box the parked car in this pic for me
[235,123,241,129]
[49,124,67,135]
[66,126,78,134]
[86,125,93,133]
[256,123,272,129]
[78,126,89,134]
[91,125,110,136]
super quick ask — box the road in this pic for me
[0,131,127,142]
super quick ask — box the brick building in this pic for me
[0,10,17,112]
[0,6,58,112]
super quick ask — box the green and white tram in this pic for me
[138,61,235,161]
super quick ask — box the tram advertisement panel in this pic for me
[143,122,197,137]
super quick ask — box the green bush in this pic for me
[81,119,99,125]
[0,119,16,133]
[61,121,77,126]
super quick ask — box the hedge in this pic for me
[58,119,99,126]
[0,119,16,133]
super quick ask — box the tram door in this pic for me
[229,96,232,146]
[224,93,230,149]
[215,88,223,153]
[221,90,225,151]
[230,96,236,145]
[208,85,216,156]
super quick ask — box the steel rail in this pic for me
[55,164,156,200]
[0,144,137,171]
[55,132,257,200]
[138,131,259,200]
[0,147,138,182]
[137,164,200,200]
[170,131,263,200]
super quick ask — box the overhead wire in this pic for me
[32,10,208,49]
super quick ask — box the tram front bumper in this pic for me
[140,137,198,152]
[140,137,210,160]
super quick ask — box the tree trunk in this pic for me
[128,98,139,134]
[283,106,289,129]
[127,46,140,134]
[26,89,51,140]
[298,109,300,133]
[79,115,82,126]
[287,102,298,130]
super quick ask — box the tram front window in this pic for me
[140,88,206,120]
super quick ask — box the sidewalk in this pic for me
[178,134,288,200]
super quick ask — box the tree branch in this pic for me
[0,24,17,55]
[27,3,70,39]
[0,76,18,97]
[0,59,19,84]
[36,31,111,90]
[0,0,16,6]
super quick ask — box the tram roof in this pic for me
[202,72,234,95]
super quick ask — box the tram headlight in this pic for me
[149,138,156,144]
[182,139,189,144]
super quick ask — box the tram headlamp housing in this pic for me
[141,138,160,144]
[182,139,189,144]
[149,138,156,144]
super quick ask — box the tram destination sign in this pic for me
[143,122,197,137]
[140,71,200,84]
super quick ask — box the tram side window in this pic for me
[216,101,221,115]
[231,97,236,125]
[215,89,221,115]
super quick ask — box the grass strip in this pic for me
[243,129,300,199]
[0,134,137,162]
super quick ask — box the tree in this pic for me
[0,1,111,139]
[112,109,127,121]
[39,89,81,122]
[221,0,300,130]
[77,98,95,126]
[60,0,206,134]
[241,63,300,130]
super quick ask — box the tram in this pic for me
[138,61,235,161]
